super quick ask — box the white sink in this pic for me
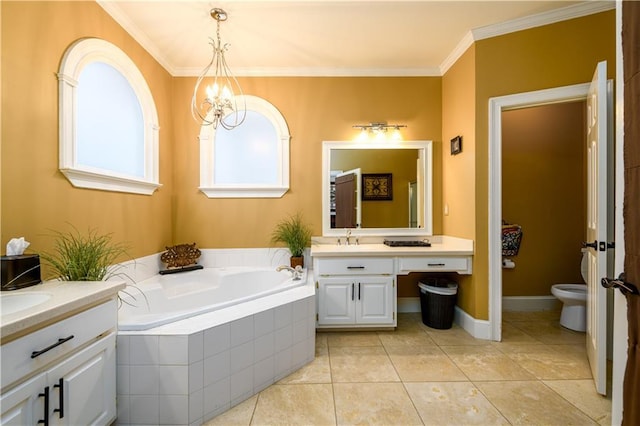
[1,292,52,316]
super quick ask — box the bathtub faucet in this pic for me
[276,265,303,280]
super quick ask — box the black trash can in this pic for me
[418,280,458,329]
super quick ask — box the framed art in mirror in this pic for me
[362,173,392,201]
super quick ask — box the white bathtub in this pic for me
[115,250,316,425]
[118,266,308,331]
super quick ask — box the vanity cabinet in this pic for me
[315,257,396,328]
[1,299,117,426]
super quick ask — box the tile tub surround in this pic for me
[115,248,315,425]
[116,295,316,425]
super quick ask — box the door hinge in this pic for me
[316,313,319,321]
[599,241,615,251]
[393,312,395,320]
[316,281,319,289]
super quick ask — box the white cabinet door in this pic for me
[0,373,47,426]
[356,277,394,325]
[48,332,116,426]
[318,276,395,326]
[318,278,356,325]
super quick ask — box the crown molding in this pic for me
[97,0,175,75]
[440,1,615,75]
[471,0,615,41]
[173,66,442,77]
[439,31,475,75]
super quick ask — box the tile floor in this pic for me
[204,310,611,425]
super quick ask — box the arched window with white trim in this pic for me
[199,95,290,198]
[58,38,161,195]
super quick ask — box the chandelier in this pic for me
[191,8,246,130]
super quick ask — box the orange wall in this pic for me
[442,46,477,314]
[502,102,586,296]
[1,1,174,266]
[171,77,443,247]
[469,11,615,318]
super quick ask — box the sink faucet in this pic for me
[276,265,303,280]
[345,229,352,246]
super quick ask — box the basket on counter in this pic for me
[502,223,522,256]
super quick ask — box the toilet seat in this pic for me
[551,284,587,302]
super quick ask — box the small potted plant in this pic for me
[271,212,313,268]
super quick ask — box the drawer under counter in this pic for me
[315,257,394,276]
[397,256,472,274]
[1,298,117,390]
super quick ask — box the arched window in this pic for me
[58,38,161,195]
[199,95,290,198]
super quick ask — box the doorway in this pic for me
[488,78,614,396]
[501,101,587,312]
[489,83,593,341]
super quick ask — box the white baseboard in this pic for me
[398,298,492,340]
[398,297,421,313]
[502,296,560,312]
[454,306,492,340]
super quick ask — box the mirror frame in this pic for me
[322,140,433,237]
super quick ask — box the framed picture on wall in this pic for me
[450,135,462,155]
[362,173,392,201]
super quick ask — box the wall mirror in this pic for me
[322,141,433,236]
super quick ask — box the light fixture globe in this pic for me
[191,8,246,130]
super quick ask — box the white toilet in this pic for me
[551,249,588,332]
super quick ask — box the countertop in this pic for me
[310,235,474,257]
[1,280,126,341]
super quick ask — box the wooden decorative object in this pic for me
[161,243,201,268]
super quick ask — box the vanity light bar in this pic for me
[352,122,407,132]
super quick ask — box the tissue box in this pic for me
[1,254,41,290]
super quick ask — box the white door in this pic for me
[48,333,116,425]
[585,60,612,395]
[0,373,47,425]
[356,277,395,324]
[317,278,356,325]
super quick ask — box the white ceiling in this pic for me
[98,0,613,77]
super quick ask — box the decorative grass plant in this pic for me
[271,213,312,267]
[41,227,129,281]
[40,226,146,307]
